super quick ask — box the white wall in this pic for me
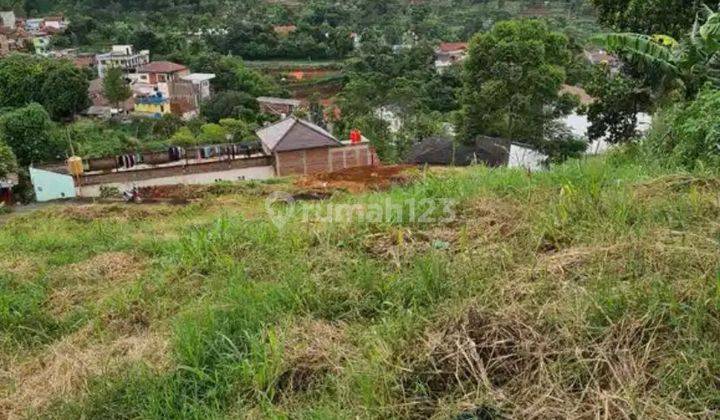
[509,144,548,172]
[561,112,652,155]
[78,165,275,197]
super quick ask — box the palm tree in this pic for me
[594,5,720,99]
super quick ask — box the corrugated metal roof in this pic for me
[257,117,342,153]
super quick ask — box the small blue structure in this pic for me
[29,167,77,202]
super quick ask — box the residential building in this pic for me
[134,92,171,118]
[96,45,150,78]
[257,117,375,176]
[180,73,216,100]
[24,18,44,34]
[257,97,302,118]
[434,42,469,71]
[137,61,189,84]
[136,61,190,97]
[0,10,15,29]
[43,15,68,32]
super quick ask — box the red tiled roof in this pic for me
[138,61,188,74]
[438,42,468,52]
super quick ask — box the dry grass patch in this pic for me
[46,252,146,317]
[0,255,41,279]
[278,319,352,394]
[54,204,176,222]
[409,307,686,419]
[0,324,170,419]
[362,197,529,263]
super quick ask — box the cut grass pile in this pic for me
[1,155,719,418]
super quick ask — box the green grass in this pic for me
[2,152,720,418]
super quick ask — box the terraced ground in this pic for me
[1,153,720,418]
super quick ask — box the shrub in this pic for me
[643,88,720,170]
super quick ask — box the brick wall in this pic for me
[275,144,375,176]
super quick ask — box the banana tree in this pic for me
[593,4,720,99]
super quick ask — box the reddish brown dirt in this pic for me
[295,165,416,193]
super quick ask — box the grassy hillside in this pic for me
[1,153,720,418]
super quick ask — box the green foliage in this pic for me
[595,7,720,100]
[198,123,228,144]
[170,127,196,146]
[457,19,578,146]
[0,140,16,179]
[584,66,652,144]
[102,67,132,108]
[0,103,62,166]
[219,118,256,142]
[0,54,90,120]
[643,87,720,169]
[201,91,259,123]
[590,0,699,39]
[66,120,136,159]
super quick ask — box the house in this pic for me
[257,117,376,176]
[137,61,189,85]
[434,42,468,71]
[0,11,15,29]
[133,92,171,118]
[136,61,190,99]
[24,18,44,34]
[43,15,68,32]
[168,80,202,120]
[0,173,17,205]
[257,97,302,118]
[180,73,216,101]
[96,45,151,78]
[273,25,297,36]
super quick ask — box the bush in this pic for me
[643,88,720,170]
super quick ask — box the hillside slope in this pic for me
[1,155,719,418]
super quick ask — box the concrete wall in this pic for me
[30,167,77,202]
[78,165,274,197]
[508,143,547,172]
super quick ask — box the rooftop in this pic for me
[181,73,216,82]
[257,96,302,106]
[257,117,341,153]
[138,61,188,74]
[437,42,468,53]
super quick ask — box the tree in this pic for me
[198,123,228,143]
[103,67,132,109]
[0,140,16,180]
[457,19,578,146]
[201,91,259,123]
[590,0,699,39]
[170,127,197,146]
[0,103,62,166]
[584,66,652,144]
[595,6,720,100]
[0,54,90,120]
[40,63,91,120]
[219,118,256,142]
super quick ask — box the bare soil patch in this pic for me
[296,165,417,193]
